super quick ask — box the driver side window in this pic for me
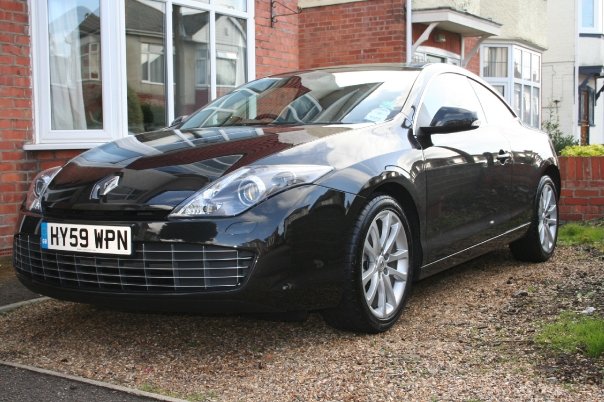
[417,73,485,129]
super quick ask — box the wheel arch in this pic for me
[543,164,561,200]
[368,181,424,277]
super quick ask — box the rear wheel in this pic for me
[322,195,414,333]
[510,176,559,262]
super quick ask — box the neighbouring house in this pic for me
[0,0,549,256]
[542,0,604,145]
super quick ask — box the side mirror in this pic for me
[420,106,480,135]
[169,115,188,128]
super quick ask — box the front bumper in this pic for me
[14,185,356,313]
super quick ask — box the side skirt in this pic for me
[417,223,530,280]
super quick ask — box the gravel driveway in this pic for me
[0,247,602,401]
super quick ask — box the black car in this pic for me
[14,64,560,333]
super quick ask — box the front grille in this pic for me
[13,234,255,292]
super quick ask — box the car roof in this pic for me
[267,62,473,79]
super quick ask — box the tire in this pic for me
[322,195,414,333]
[510,175,559,262]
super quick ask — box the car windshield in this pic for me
[180,69,419,129]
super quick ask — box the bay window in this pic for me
[481,44,541,129]
[30,0,255,149]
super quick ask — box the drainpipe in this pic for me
[406,0,412,63]
[573,0,580,141]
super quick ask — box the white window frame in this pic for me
[413,46,461,66]
[480,42,542,129]
[30,0,124,149]
[27,0,255,150]
[579,0,603,34]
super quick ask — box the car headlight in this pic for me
[24,166,62,213]
[170,164,333,217]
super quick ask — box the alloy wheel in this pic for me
[361,210,409,319]
[538,183,558,253]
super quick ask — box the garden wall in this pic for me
[558,156,604,221]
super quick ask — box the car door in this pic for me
[468,78,528,230]
[416,73,513,264]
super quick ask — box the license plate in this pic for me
[41,222,132,255]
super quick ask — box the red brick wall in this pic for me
[299,0,406,69]
[558,157,604,222]
[463,37,481,76]
[0,0,32,255]
[412,24,461,55]
[0,0,83,255]
[255,0,299,78]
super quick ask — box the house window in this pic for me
[126,0,167,133]
[216,14,247,96]
[215,0,246,11]
[47,0,103,131]
[580,0,602,33]
[482,47,507,77]
[173,5,211,119]
[583,0,595,28]
[481,44,541,129]
[491,85,505,97]
[30,0,255,148]
[413,46,461,66]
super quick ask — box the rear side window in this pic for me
[470,80,516,125]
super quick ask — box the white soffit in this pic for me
[412,7,501,37]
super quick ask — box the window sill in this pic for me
[579,32,604,38]
[23,142,106,151]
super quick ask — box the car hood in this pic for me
[43,124,365,217]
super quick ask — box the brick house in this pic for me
[0,0,547,256]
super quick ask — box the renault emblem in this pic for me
[90,175,120,199]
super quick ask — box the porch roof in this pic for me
[412,7,501,37]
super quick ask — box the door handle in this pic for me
[497,150,511,163]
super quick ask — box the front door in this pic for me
[417,73,513,264]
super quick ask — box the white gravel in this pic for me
[0,247,602,401]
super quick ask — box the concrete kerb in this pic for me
[0,361,188,402]
[0,297,50,314]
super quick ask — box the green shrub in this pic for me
[542,114,578,155]
[560,144,604,157]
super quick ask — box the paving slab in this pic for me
[1,258,184,402]
[0,276,41,306]
[0,363,186,402]
[0,256,41,306]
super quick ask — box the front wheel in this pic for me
[322,195,414,333]
[510,175,559,262]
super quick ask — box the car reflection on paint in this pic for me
[14,64,560,333]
